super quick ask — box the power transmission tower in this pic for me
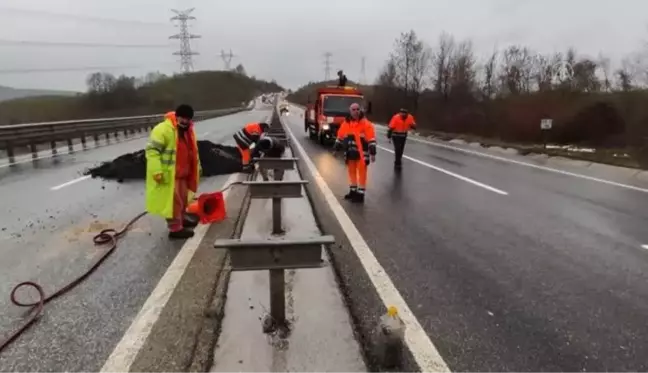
[323,52,332,80]
[360,56,367,85]
[169,8,200,73]
[220,49,235,70]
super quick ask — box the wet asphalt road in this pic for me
[284,109,648,371]
[0,106,272,372]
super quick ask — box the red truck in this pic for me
[304,85,371,145]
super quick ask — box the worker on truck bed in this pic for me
[337,70,348,87]
[333,103,377,203]
[145,104,201,239]
[387,108,417,169]
[233,121,270,172]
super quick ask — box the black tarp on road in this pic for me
[85,141,242,181]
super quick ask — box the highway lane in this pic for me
[0,107,270,372]
[283,108,648,371]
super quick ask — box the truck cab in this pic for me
[304,86,367,145]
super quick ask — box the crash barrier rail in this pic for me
[0,106,246,165]
[214,112,334,332]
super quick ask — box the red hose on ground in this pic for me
[0,180,243,354]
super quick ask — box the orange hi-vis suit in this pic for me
[335,115,377,199]
[233,122,263,166]
[387,112,416,166]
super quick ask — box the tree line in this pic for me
[0,67,282,124]
[371,30,648,150]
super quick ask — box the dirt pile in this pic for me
[85,140,242,181]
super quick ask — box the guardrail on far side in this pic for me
[0,107,247,165]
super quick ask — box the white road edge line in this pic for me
[378,145,508,195]
[642,245,648,250]
[99,172,240,373]
[50,175,92,190]
[284,122,451,372]
[374,126,648,194]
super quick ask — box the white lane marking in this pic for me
[50,175,92,190]
[200,131,210,136]
[378,145,508,196]
[100,172,240,373]
[642,245,648,250]
[284,123,450,372]
[375,127,648,194]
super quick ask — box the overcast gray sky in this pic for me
[0,0,646,91]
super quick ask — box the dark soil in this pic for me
[85,141,242,181]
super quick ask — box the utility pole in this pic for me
[220,49,235,70]
[360,56,367,85]
[169,8,200,73]
[323,52,332,81]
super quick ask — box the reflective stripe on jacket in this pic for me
[233,122,263,149]
[335,116,377,164]
[145,112,201,219]
[388,113,416,138]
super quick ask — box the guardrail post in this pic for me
[105,132,110,143]
[67,139,74,153]
[50,141,57,156]
[30,144,37,160]
[80,135,87,150]
[6,143,15,165]
[217,155,325,333]
[93,134,99,146]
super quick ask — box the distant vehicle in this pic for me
[279,104,290,115]
[304,85,371,145]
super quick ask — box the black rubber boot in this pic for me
[183,214,199,228]
[352,192,365,203]
[168,228,195,239]
[344,189,358,200]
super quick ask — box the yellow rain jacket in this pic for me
[145,112,202,219]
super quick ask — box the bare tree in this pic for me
[481,49,499,99]
[390,30,432,110]
[432,32,455,99]
[597,53,612,92]
[572,58,601,92]
[376,57,397,87]
[448,40,476,98]
[500,45,534,95]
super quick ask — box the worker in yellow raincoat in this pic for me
[145,104,202,239]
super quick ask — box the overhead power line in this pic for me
[0,7,167,26]
[0,39,173,49]
[0,64,176,74]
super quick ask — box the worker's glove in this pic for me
[153,173,163,183]
[386,129,393,139]
[370,155,376,163]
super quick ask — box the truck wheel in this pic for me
[318,132,326,145]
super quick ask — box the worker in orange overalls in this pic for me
[233,121,269,172]
[387,108,417,169]
[333,103,377,203]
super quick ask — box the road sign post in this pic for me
[540,118,552,150]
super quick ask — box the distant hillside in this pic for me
[0,85,78,102]
[0,70,283,124]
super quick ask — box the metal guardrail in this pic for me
[214,107,334,334]
[0,107,247,165]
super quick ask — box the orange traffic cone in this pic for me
[186,191,227,224]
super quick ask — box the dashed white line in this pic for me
[284,122,450,372]
[378,145,508,195]
[100,172,241,373]
[375,127,648,194]
[641,245,648,250]
[50,175,92,190]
